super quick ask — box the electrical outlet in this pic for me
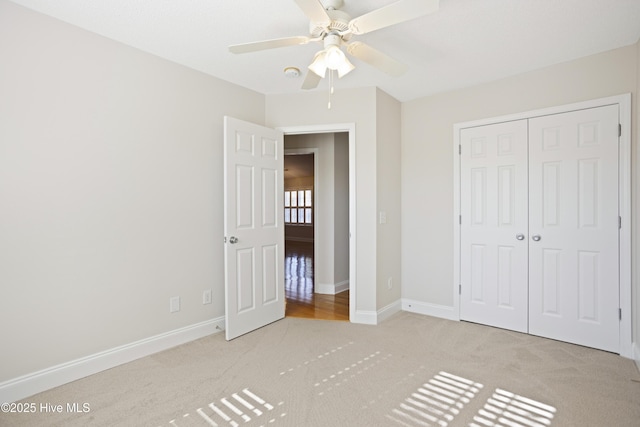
[387,277,393,290]
[169,296,180,313]
[203,289,212,305]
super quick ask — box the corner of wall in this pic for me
[377,299,402,323]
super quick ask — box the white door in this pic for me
[528,105,620,352]
[224,116,285,340]
[460,120,529,332]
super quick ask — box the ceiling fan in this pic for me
[228,0,440,90]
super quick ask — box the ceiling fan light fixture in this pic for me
[335,55,355,78]
[308,51,328,78]
[324,45,345,69]
[309,44,354,79]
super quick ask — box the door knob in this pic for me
[532,235,541,242]
[229,236,239,244]
[516,233,525,241]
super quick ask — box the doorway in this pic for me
[283,132,350,320]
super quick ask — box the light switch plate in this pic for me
[170,296,180,313]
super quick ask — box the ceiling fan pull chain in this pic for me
[328,69,334,109]
[330,69,335,94]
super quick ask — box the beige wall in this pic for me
[375,90,402,309]
[401,43,639,348]
[0,1,264,382]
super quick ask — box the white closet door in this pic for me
[528,105,619,352]
[460,120,529,332]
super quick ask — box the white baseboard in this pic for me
[0,317,225,404]
[350,300,402,325]
[351,310,378,325]
[401,299,459,321]
[335,281,349,294]
[315,280,349,295]
[377,300,402,323]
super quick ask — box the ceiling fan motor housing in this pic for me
[309,7,351,40]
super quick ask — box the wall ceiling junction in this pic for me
[8,0,640,102]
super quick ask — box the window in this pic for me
[284,189,312,225]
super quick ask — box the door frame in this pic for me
[452,94,632,357]
[279,123,357,322]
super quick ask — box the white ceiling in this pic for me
[9,0,640,102]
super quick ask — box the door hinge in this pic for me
[618,123,622,137]
[459,284,462,295]
[459,215,462,225]
[619,216,622,230]
[619,308,622,321]
[458,145,461,155]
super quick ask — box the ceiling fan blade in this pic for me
[301,71,322,90]
[348,0,439,35]
[346,42,407,77]
[293,0,331,26]
[229,36,311,54]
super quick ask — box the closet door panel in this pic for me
[460,120,529,332]
[528,105,619,353]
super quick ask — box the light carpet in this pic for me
[2,312,640,426]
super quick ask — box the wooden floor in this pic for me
[285,241,349,321]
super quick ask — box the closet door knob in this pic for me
[229,236,239,244]
[532,235,541,242]
[516,233,525,240]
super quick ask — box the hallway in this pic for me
[284,241,349,321]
